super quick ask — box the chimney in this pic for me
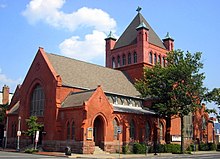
[2,85,9,105]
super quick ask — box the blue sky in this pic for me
[0,0,220,109]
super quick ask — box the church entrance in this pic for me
[93,115,105,148]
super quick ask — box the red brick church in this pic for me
[6,9,214,153]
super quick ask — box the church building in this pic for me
[6,9,214,154]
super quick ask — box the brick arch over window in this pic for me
[30,84,45,116]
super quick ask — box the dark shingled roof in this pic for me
[61,90,95,108]
[46,53,140,97]
[114,13,166,49]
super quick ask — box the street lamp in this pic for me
[17,116,21,151]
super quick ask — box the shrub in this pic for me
[208,143,216,150]
[122,145,129,154]
[199,142,209,151]
[164,144,181,153]
[24,148,38,153]
[133,142,146,154]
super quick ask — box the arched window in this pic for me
[117,55,121,67]
[133,52,137,63]
[113,118,119,140]
[122,54,126,66]
[130,120,135,139]
[149,52,153,64]
[145,121,151,141]
[112,57,116,68]
[162,57,166,67]
[154,54,157,65]
[67,122,70,140]
[72,122,75,140]
[159,122,164,140]
[128,53,131,64]
[158,55,161,65]
[30,84,45,116]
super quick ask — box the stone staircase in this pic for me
[93,146,109,154]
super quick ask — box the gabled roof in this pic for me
[114,13,166,49]
[46,53,140,97]
[8,101,19,114]
[61,90,95,108]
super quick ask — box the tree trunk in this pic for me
[165,116,171,144]
[180,115,184,154]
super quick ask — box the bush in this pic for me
[164,144,181,153]
[199,142,216,151]
[24,148,38,153]
[133,143,146,154]
[122,145,129,154]
[208,143,216,150]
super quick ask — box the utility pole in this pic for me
[16,116,21,151]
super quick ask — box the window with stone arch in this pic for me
[159,122,164,140]
[128,53,131,64]
[30,84,45,116]
[67,121,70,140]
[133,52,137,63]
[113,118,119,140]
[130,119,135,140]
[117,55,121,67]
[145,121,151,141]
[158,55,161,65]
[112,57,116,68]
[149,52,153,64]
[122,54,126,66]
[154,53,157,65]
[71,121,75,140]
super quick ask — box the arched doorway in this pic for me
[93,115,105,148]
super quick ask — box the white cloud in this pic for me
[0,68,22,92]
[23,0,117,63]
[22,0,116,32]
[59,30,106,62]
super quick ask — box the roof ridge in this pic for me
[70,89,96,95]
[47,53,124,73]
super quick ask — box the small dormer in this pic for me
[163,32,174,51]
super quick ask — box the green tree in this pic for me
[135,50,207,153]
[26,116,43,145]
[205,88,220,121]
[0,103,8,123]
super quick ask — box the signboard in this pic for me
[171,135,181,142]
[4,131,6,137]
[17,131,21,137]
[35,131,39,142]
[87,127,93,140]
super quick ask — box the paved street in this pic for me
[0,151,66,159]
[0,150,220,159]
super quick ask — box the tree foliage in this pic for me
[25,116,43,137]
[135,49,207,153]
[0,103,8,123]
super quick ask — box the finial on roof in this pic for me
[136,21,149,30]
[163,32,174,41]
[136,6,142,13]
[105,31,116,40]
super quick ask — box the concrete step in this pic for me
[93,146,109,154]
